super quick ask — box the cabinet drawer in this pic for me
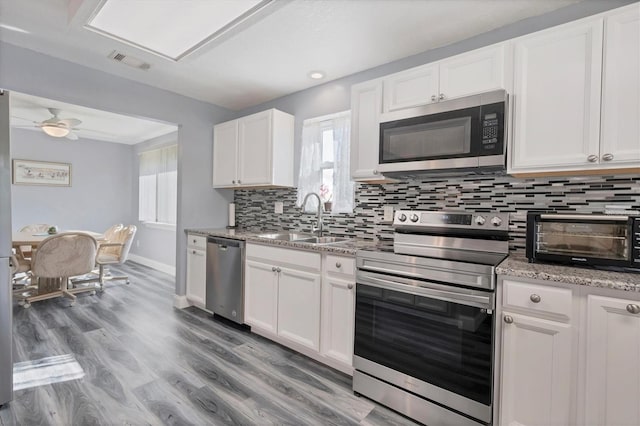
[325,255,355,277]
[187,234,207,250]
[503,279,573,320]
[247,243,321,272]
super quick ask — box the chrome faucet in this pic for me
[300,192,324,236]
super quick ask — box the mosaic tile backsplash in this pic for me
[234,174,640,252]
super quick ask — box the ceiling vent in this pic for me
[107,51,151,71]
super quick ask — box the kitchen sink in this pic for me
[256,232,314,241]
[297,236,350,245]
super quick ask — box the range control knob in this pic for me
[410,214,419,223]
[475,215,486,226]
[491,216,503,227]
[398,213,407,222]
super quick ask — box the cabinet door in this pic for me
[245,260,278,333]
[212,120,238,187]
[500,312,573,426]
[321,276,355,366]
[238,110,272,186]
[511,19,603,172]
[584,295,640,426]
[277,266,321,351]
[185,248,206,308]
[600,6,640,167]
[383,64,439,112]
[350,80,385,181]
[438,43,506,101]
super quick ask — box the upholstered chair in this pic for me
[95,225,137,290]
[10,253,31,290]
[19,232,98,308]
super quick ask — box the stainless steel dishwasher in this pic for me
[206,236,245,324]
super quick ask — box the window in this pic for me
[138,145,177,226]
[298,111,354,213]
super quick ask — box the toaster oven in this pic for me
[526,212,640,271]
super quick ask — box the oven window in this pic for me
[354,284,493,405]
[536,221,629,260]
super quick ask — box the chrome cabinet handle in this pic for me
[504,315,514,324]
[373,169,379,175]
[336,262,342,268]
[276,267,282,273]
[237,180,242,184]
[626,304,640,314]
[271,266,277,272]
[602,153,614,162]
[193,239,197,243]
[347,283,354,290]
[439,93,445,100]
[431,95,437,102]
[587,155,598,163]
[232,180,236,184]
[192,250,196,254]
[530,294,541,303]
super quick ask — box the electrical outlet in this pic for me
[275,201,284,214]
[383,205,394,222]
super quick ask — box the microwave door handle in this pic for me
[357,272,493,310]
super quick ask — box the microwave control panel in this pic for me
[633,218,640,265]
[479,102,504,156]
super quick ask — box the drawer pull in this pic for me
[347,283,354,290]
[271,266,277,272]
[193,239,197,243]
[504,315,514,324]
[192,250,196,254]
[276,267,281,273]
[626,304,640,314]
[530,294,541,303]
[336,262,342,268]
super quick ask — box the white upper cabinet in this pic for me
[510,18,604,173]
[212,108,294,188]
[350,79,388,182]
[382,43,507,114]
[584,294,640,426]
[212,120,238,187]
[383,64,439,112]
[600,5,640,166]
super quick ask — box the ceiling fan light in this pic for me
[41,124,70,138]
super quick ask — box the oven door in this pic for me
[354,270,495,423]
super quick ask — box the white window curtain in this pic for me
[297,112,354,214]
[138,145,177,224]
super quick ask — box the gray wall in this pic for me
[130,132,178,269]
[0,42,235,297]
[234,0,636,184]
[11,127,133,233]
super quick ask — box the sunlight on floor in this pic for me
[13,354,85,391]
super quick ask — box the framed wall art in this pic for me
[12,159,71,186]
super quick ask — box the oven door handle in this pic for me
[357,270,494,310]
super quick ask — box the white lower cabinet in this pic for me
[584,295,640,426]
[245,259,278,334]
[500,312,573,426]
[185,234,207,308]
[498,277,640,426]
[244,244,355,375]
[277,266,321,351]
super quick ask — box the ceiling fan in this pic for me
[16,108,82,140]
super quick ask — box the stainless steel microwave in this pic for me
[526,212,640,271]
[378,89,507,176]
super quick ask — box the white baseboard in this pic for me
[173,295,190,309]
[128,254,175,276]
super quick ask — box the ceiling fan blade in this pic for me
[65,131,79,141]
[59,118,82,127]
[13,125,39,128]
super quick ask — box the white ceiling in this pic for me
[0,0,581,111]
[10,91,178,145]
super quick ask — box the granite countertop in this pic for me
[185,228,378,255]
[497,255,640,292]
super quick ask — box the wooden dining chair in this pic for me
[17,232,98,308]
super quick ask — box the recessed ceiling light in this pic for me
[0,23,30,34]
[85,0,273,61]
[309,71,325,80]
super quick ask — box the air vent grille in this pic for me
[107,51,151,71]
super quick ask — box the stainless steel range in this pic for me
[353,210,509,426]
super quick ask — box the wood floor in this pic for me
[0,262,416,425]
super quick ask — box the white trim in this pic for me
[173,294,190,309]
[142,221,176,231]
[303,110,350,125]
[128,254,175,276]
